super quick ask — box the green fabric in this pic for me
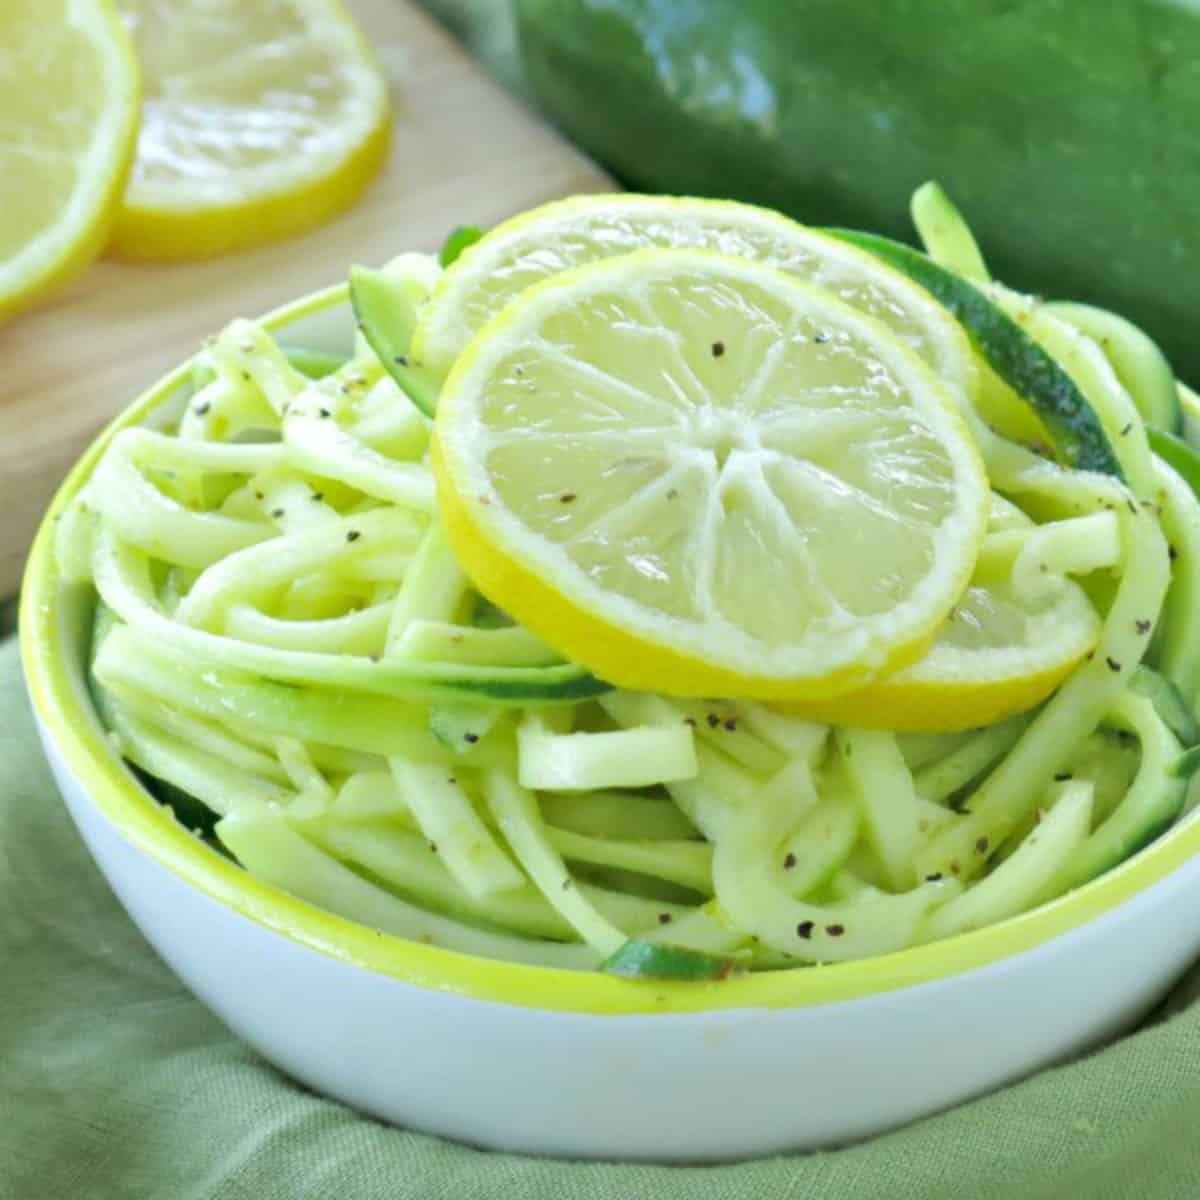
[4,633,1200,1196]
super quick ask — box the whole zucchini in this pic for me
[516,0,1200,378]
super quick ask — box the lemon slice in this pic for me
[0,0,139,320]
[434,249,990,700]
[413,193,978,407]
[786,499,1102,731]
[111,0,391,260]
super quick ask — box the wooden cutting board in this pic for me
[0,0,612,598]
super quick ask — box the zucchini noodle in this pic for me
[63,202,1200,979]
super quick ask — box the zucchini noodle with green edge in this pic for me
[58,186,1200,982]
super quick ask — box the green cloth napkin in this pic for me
[4,633,1200,1198]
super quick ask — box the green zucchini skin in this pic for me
[602,940,745,981]
[516,0,1200,380]
[829,230,1123,478]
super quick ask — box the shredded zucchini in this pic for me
[70,188,1200,977]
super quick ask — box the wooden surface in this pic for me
[0,0,611,598]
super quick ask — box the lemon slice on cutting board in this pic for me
[110,0,391,260]
[412,192,979,409]
[0,0,140,321]
[433,248,990,700]
[784,498,1102,730]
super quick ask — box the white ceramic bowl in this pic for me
[21,284,1200,1162]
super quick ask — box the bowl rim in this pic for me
[20,280,1200,1017]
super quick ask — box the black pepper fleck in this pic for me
[346,530,361,542]
[193,401,211,416]
[706,713,721,729]
[723,717,738,732]
[1054,771,1073,782]
[1120,423,1132,436]
[271,508,284,519]
[975,836,989,854]
[1105,656,1122,673]
[796,920,814,940]
[394,354,409,366]
[711,340,725,358]
[925,872,943,882]
[464,733,479,744]
[560,492,576,503]
[814,332,829,344]
[825,924,846,937]
[657,912,673,925]
[319,407,331,419]
[311,491,324,502]
[1170,545,1179,561]
[783,852,797,870]
[1135,619,1152,635]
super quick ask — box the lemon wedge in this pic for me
[111,0,391,260]
[433,249,990,700]
[0,0,139,320]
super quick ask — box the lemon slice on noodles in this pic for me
[413,192,978,412]
[0,0,139,320]
[433,248,989,700]
[111,0,390,260]
[786,498,1103,730]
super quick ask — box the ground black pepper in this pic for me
[796,920,814,939]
